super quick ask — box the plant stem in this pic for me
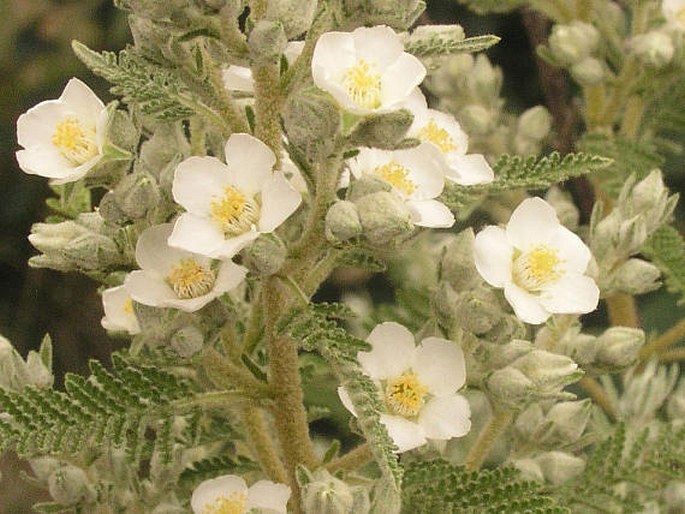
[658,348,685,363]
[189,117,206,156]
[640,318,685,361]
[606,293,641,328]
[579,376,617,419]
[242,406,289,483]
[621,95,645,139]
[465,409,512,471]
[326,443,373,473]
[253,62,283,163]
[201,347,272,397]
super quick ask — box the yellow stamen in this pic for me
[51,117,97,165]
[210,186,260,236]
[122,298,134,315]
[202,492,247,514]
[416,119,457,154]
[385,372,429,417]
[373,160,416,196]
[166,258,216,299]
[343,59,382,110]
[512,245,564,291]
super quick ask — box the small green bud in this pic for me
[439,228,481,290]
[240,233,287,275]
[610,258,661,295]
[488,339,534,370]
[283,91,341,162]
[486,367,534,408]
[570,57,604,86]
[485,315,526,345]
[467,55,502,100]
[517,106,552,141]
[629,169,673,220]
[533,451,585,485]
[30,457,62,483]
[346,175,391,202]
[61,232,122,271]
[630,31,674,68]
[48,466,95,505]
[347,109,414,150]
[545,399,592,444]
[301,469,370,514]
[458,104,493,136]
[452,289,503,335]
[25,351,53,389]
[170,325,204,358]
[511,458,544,482]
[266,0,317,38]
[113,173,160,221]
[593,327,644,371]
[248,20,287,64]
[355,191,414,244]
[325,201,362,244]
[548,22,600,66]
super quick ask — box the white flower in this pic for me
[191,474,291,514]
[169,133,302,259]
[101,285,140,335]
[311,25,426,115]
[16,78,108,184]
[125,224,247,313]
[348,145,455,228]
[663,0,685,31]
[339,322,471,453]
[403,89,494,186]
[223,41,305,93]
[474,197,599,325]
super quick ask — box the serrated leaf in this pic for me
[406,30,500,58]
[642,225,685,305]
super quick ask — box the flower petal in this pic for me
[539,274,600,315]
[222,65,255,92]
[352,25,404,71]
[380,414,427,453]
[225,134,276,195]
[474,225,513,288]
[136,223,198,274]
[418,394,471,440]
[215,229,260,259]
[191,475,247,514]
[59,78,105,120]
[337,386,357,417]
[548,226,592,273]
[446,154,494,186]
[379,52,426,108]
[16,100,67,149]
[125,269,177,307]
[358,322,416,380]
[101,285,140,335]
[504,282,551,325]
[214,261,248,295]
[506,197,561,249]
[413,337,466,396]
[168,213,227,257]
[247,480,291,514]
[396,144,445,200]
[406,199,454,228]
[312,31,356,90]
[172,156,232,216]
[258,171,302,233]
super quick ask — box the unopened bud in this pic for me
[266,0,317,38]
[510,350,581,393]
[549,22,600,66]
[240,233,287,276]
[486,367,534,408]
[30,457,61,483]
[62,232,121,271]
[170,325,204,358]
[594,327,644,371]
[511,458,544,482]
[283,91,341,161]
[326,201,362,244]
[545,399,591,443]
[346,175,391,202]
[48,466,95,505]
[488,339,533,370]
[533,451,585,485]
[610,258,661,295]
[112,172,160,221]
[630,169,672,219]
[439,228,480,290]
[248,20,287,64]
[517,106,552,141]
[301,468,370,514]
[458,104,493,136]
[570,57,605,86]
[355,192,414,244]
[468,55,502,100]
[452,289,502,335]
[347,109,414,150]
[630,31,674,68]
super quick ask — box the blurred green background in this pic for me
[0,1,683,512]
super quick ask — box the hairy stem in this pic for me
[640,318,685,361]
[253,63,284,163]
[465,409,512,471]
[242,406,289,483]
[606,293,641,328]
[579,376,617,419]
[326,443,373,473]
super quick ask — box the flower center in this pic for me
[343,59,382,110]
[385,371,429,417]
[166,258,216,299]
[122,298,134,315]
[416,119,457,154]
[512,245,564,291]
[202,492,247,514]
[210,186,260,236]
[373,160,416,196]
[51,117,98,165]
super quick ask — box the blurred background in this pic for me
[0,1,683,512]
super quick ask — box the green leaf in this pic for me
[338,249,387,272]
[642,225,685,305]
[406,29,500,58]
[402,459,568,513]
[179,455,259,487]
[454,0,527,14]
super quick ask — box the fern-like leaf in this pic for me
[406,34,501,57]
[642,225,685,305]
[72,41,198,121]
[402,459,568,513]
[180,455,259,487]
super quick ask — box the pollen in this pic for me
[51,117,98,165]
[385,371,429,417]
[166,258,216,299]
[210,186,260,236]
[202,492,247,514]
[513,245,564,291]
[122,298,134,315]
[343,59,382,110]
[373,160,416,196]
[416,119,457,153]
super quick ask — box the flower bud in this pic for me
[301,468,370,514]
[325,201,362,244]
[593,327,644,371]
[513,403,545,441]
[283,91,341,162]
[458,104,493,136]
[488,339,533,370]
[545,399,592,444]
[61,232,122,271]
[48,465,96,505]
[248,20,287,65]
[517,106,552,141]
[111,172,161,221]
[346,175,391,202]
[266,0,317,38]
[439,228,481,290]
[355,192,414,244]
[30,457,62,483]
[630,31,674,68]
[510,350,582,395]
[570,57,605,86]
[511,458,544,482]
[452,289,502,335]
[467,55,502,100]
[484,315,526,345]
[533,451,585,485]
[549,22,600,66]
[170,325,204,358]
[240,233,287,276]
[545,187,579,231]
[610,258,661,295]
[347,109,414,150]
[486,367,534,408]
[629,170,673,221]
[25,350,53,389]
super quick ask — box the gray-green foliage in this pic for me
[643,225,685,305]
